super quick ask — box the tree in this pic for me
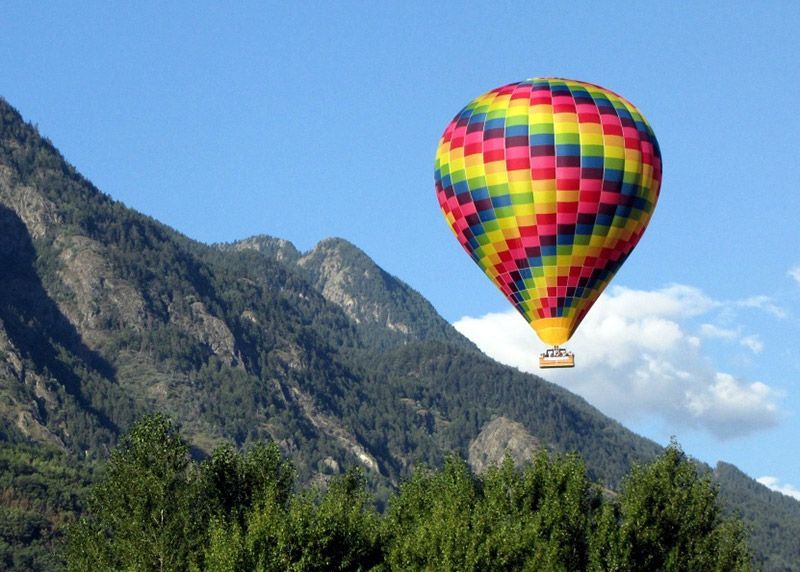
[66,414,198,571]
[66,414,754,572]
[201,468,381,571]
[199,441,295,527]
[608,441,752,571]
[383,455,481,570]
[383,452,601,571]
[273,468,382,571]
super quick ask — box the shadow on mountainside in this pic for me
[0,204,120,436]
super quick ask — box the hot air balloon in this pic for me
[434,78,662,368]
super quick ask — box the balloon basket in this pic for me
[539,346,575,369]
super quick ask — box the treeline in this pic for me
[66,415,752,571]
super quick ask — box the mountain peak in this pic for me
[219,234,474,351]
[310,236,363,253]
[297,237,475,350]
[0,96,24,124]
[219,234,301,264]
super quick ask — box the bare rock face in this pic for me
[0,169,63,240]
[0,324,65,449]
[0,326,23,378]
[289,384,380,473]
[55,234,148,339]
[299,245,366,323]
[468,416,540,474]
[170,301,241,367]
[297,239,414,334]
[222,235,301,264]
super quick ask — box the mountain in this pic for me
[220,235,476,353]
[716,462,800,571]
[1,96,798,570]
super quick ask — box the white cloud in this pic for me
[789,266,800,285]
[597,283,717,320]
[757,476,800,501]
[453,284,780,440]
[739,335,763,354]
[736,295,786,319]
[699,323,738,340]
[699,325,762,354]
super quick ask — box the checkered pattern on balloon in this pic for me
[435,78,662,363]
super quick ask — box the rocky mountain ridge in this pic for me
[219,235,476,353]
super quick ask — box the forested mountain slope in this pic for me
[1,96,798,570]
[0,96,658,486]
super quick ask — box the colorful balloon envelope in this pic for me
[435,78,662,348]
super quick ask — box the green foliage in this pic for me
[66,416,381,571]
[66,422,754,571]
[237,469,382,571]
[199,464,383,571]
[601,442,753,572]
[0,442,93,572]
[383,452,600,571]
[383,456,482,570]
[66,414,198,571]
[716,461,800,571]
[199,441,295,527]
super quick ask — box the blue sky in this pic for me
[2,2,799,497]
